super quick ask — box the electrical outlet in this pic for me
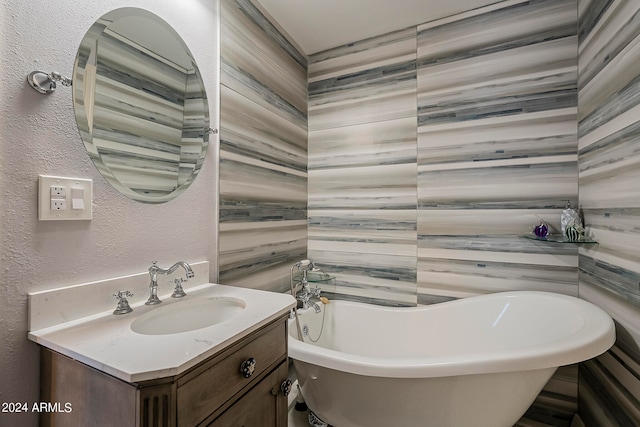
[50,186,66,198]
[38,175,92,220]
[51,198,66,211]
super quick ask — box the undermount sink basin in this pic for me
[131,297,246,335]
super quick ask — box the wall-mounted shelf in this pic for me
[294,271,335,283]
[522,234,598,244]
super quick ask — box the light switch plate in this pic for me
[38,175,92,221]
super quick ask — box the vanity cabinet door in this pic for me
[207,361,288,427]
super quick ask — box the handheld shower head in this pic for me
[295,259,315,271]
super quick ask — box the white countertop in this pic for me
[29,284,295,383]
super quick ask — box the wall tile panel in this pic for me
[417,0,579,306]
[578,0,640,425]
[219,0,307,292]
[308,29,417,306]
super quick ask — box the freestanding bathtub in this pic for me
[288,291,615,427]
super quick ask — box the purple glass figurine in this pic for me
[534,221,549,238]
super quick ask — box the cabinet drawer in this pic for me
[208,361,288,427]
[177,320,286,426]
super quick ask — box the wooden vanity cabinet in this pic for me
[39,315,290,427]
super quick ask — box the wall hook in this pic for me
[27,71,72,94]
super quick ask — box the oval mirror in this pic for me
[72,8,212,203]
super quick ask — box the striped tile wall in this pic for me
[307,28,418,307]
[218,0,308,292]
[577,0,640,424]
[416,0,579,305]
[307,1,580,302]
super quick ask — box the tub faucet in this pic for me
[145,261,194,305]
[291,260,322,313]
[299,289,322,313]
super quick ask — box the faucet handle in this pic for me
[171,277,187,298]
[114,290,133,299]
[113,290,134,315]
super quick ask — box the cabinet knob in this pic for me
[240,357,257,378]
[280,379,293,396]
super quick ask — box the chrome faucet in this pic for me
[299,288,322,313]
[145,261,194,305]
[290,259,322,313]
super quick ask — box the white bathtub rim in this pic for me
[288,291,615,379]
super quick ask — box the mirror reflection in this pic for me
[73,8,211,203]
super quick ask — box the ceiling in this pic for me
[255,0,501,54]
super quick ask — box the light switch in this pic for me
[71,187,85,210]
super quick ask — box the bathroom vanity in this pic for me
[40,315,288,426]
[29,278,295,427]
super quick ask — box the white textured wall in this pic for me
[0,1,219,425]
